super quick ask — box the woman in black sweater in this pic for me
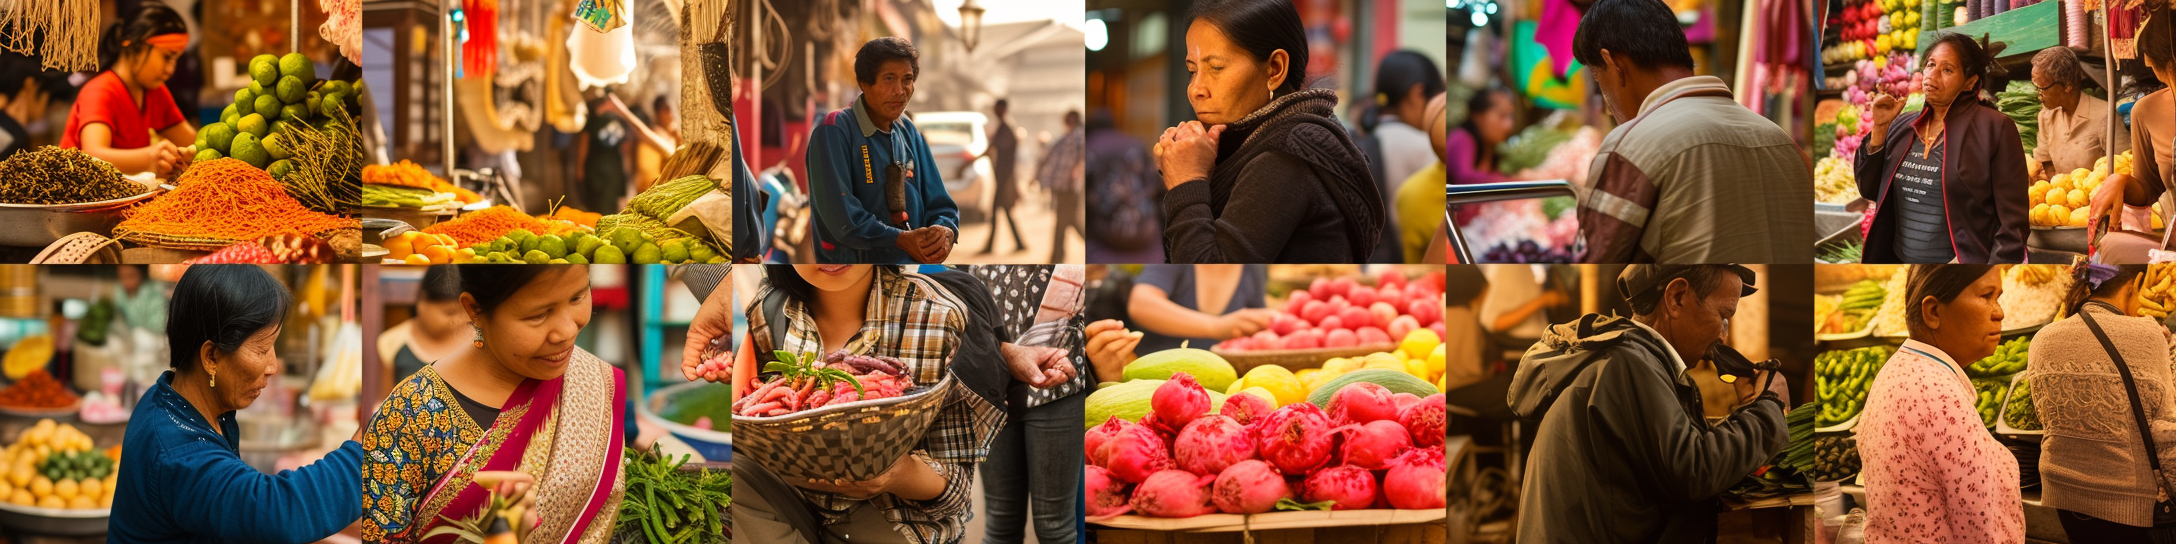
[1154,0,1384,263]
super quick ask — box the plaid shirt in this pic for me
[745,266,1006,544]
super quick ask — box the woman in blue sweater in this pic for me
[106,265,363,543]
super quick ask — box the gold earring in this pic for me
[473,326,484,348]
[209,369,216,389]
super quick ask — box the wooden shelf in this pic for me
[1914,1,2063,59]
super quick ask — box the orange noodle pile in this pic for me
[113,158,358,244]
[422,205,583,247]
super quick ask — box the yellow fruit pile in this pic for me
[382,231,469,265]
[1282,330,1448,395]
[2136,265,2176,319]
[2033,152,2139,227]
[1,419,116,510]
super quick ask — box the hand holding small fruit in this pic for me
[681,286,736,384]
[1867,94,1903,150]
[1155,121,1222,190]
[1216,308,1278,339]
[1083,319,1143,381]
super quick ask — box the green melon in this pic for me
[1084,378,1228,430]
[1306,369,1440,407]
[1121,344,1238,392]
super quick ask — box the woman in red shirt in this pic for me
[62,1,194,177]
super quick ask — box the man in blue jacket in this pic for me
[808,36,960,263]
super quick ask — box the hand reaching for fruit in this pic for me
[681,286,736,384]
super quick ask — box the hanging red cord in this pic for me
[462,0,499,76]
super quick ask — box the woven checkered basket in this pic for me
[733,373,955,481]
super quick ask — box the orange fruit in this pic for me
[382,236,414,259]
[401,254,430,265]
[421,245,455,264]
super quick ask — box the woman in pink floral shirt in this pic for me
[1859,265,2024,543]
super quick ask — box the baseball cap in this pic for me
[1618,264,1758,309]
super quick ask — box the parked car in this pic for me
[913,111,991,223]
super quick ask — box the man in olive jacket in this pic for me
[1507,265,1790,543]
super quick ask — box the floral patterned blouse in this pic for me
[1860,339,2024,544]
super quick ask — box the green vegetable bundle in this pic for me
[1724,405,1816,502]
[361,184,443,208]
[1996,80,2041,156]
[2005,376,2042,430]
[616,446,729,544]
[1964,336,2029,378]
[627,175,719,222]
[1816,345,1894,427]
[1494,124,1574,175]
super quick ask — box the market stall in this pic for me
[359,0,732,266]
[0,265,359,541]
[1813,0,2155,263]
[1812,264,2078,541]
[0,0,363,264]
[1086,266,1453,542]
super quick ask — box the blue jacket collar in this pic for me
[147,370,241,451]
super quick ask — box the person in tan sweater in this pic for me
[2029,263,2176,540]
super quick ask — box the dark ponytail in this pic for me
[100,1,188,72]
[1359,50,1444,133]
[1187,0,1310,96]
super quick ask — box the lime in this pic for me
[237,113,269,138]
[565,253,589,265]
[632,243,663,264]
[660,239,689,263]
[522,250,551,265]
[267,159,294,180]
[573,233,604,257]
[279,53,314,85]
[281,103,311,122]
[592,245,627,264]
[517,233,542,255]
[538,234,569,259]
[261,133,292,160]
[321,79,352,98]
[253,95,282,119]
[249,55,280,87]
[609,228,644,254]
[229,133,270,168]
[192,148,223,163]
[276,75,307,104]
[706,256,727,264]
[687,242,716,262]
[319,90,348,116]
[247,81,267,102]
[202,123,236,152]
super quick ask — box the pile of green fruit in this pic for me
[1973,378,2011,428]
[1815,345,1892,427]
[36,450,111,483]
[1964,336,2030,378]
[191,53,358,177]
[2005,377,2041,431]
[1812,435,1860,482]
[461,227,723,265]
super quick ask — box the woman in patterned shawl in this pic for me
[360,265,628,544]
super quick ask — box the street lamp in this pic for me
[958,0,986,53]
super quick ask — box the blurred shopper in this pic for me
[1085,109,1161,263]
[1037,110,1086,264]
[1395,93,1449,262]
[2090,11,2176,263]
[376,265,469,383]
[961,99,1027,256]
[1447,87,1516,225]
[1155,0,1383,262]
[1572,0,1812,262]
[1358,50,1445,262]
[1508,264,1786,543]
[808,37,961,264]
[2029,264,2176,542]
[1858,265,2022,542]
[0,53,52,160]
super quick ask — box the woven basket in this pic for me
[1210,344,1396,374]
[732,373,955,482]
[31,233,120,264]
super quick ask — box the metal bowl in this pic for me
[641,381,729,462]
[0,502,109,536]
[0,182,161,248]
[356,205,455,231]
[2030,227,2090,253]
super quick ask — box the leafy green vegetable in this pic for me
[616,446,731,544]
[1494,124,1575,175]
[1996,80,2042,157]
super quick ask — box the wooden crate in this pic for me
[1094,509,1448,544]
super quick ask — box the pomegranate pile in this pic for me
[1086,372,1448,518]
[1214,269,1448,352]
[732,350,913,417]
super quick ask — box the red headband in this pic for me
[140,34,187,52]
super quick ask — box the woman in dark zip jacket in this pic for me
[1855,32,2031,264]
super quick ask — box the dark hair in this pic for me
[1925,32,2000,98]
[100,1,188,72]
[2063,264,2144,314]
[1571,0,1695,71]
[1360,51,1445,133]
[1187,0,1311,95]
[2135,7,2175,95]
[1457,86,1516,171]
[1627,265,1739,316]
[455,265,568,315]
[1904,264,1997,336]
[1445,266,1489,307]
[421,265,462,302]
[853,37,919,85]
[167,265,291,372]
[1064,109,1082,127]
[2031,46,2090,89]
[0,53,45,98]
[994,98,1009,111]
